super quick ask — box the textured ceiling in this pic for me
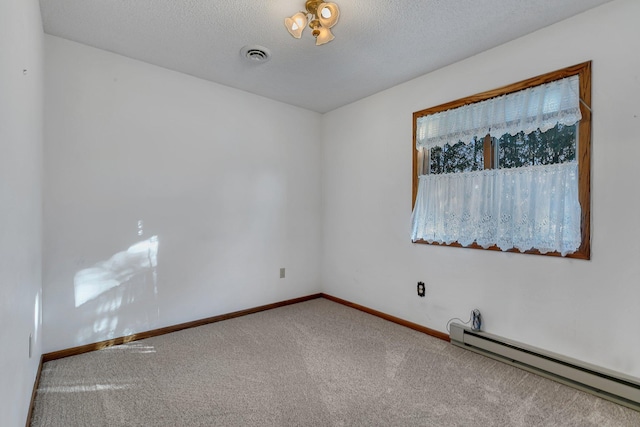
[39,0,614,113]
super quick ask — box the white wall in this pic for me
[321,0,640,377]
[43,36,322,353]
[0,0,44,425]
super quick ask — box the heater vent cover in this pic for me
[240,45,271,63]
[450,323,640,412]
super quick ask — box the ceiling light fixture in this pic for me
[285,1,340,46]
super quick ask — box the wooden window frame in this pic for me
[412,62,591,260]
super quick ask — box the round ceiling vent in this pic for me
[240,45,272,63]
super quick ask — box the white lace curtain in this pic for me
[411,162,581,256]
[416,75,581,150]
[412,75,583,256]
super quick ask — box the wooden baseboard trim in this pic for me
[25,354,44,427]
[43,293,323,362]
[41,292,448,363]
[321,293,450,342]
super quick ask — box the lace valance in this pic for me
[416,75,582,150]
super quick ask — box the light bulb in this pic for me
[294,13,307,28]
[315,27,334,46]
[285,12,307,39]
[317,3,339,29]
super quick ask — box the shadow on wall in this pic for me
[72,234,160,345]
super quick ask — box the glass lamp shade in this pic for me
[315,26,334,46]
[285,12,308,38]
[317,3,339,28]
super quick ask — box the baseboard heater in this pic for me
[449,323,640,412]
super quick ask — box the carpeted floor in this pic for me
[31,298,640,426]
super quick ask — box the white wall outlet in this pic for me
[280,268,285,279]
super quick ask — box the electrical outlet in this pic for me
[29,333,32,358]
[417,282,426,297]
[280,268,285,279]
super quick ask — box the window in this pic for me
[411,62,591,259]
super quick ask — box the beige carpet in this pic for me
[31,298,640,426]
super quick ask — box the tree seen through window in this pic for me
[428,123,576,174]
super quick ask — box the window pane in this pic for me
[497,123,576,169]
[429,137,484,174]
